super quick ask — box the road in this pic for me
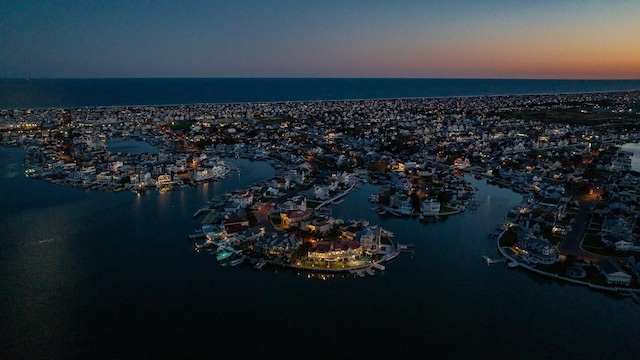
[558,196,625,262]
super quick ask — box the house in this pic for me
[601,215,635,242]
[595,260,632,286]
[228,191,254,207]
[306,240,362,263]
[314,185,330,200]
[517,234,560,265]
[280,196,307,212]
[357,226,382,255]
[271,177,290,190]
[306,217,333,234]
[254,234,302,259]
[421,199,441,215]
[222,217,250,235]
[280,209,313,228]
[614,240,640,252]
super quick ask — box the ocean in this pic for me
[2,79,640,359]
[1,78,640,109]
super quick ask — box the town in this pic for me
[1,91,640,287]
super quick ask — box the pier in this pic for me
[316,182,356,210]
[482,255,506,264]
[192,208,209,219]
[201,210,217,225]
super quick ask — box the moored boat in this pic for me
[216,251,233,261]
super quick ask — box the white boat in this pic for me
[230,255,246,266]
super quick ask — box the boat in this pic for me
[229,255,246,266]
[254,259,267,270]
[216,251,233,261]
[188,232,205,240]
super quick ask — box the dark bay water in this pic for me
[2,78,640,109]
[2,146,639,359]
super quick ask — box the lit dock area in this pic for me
[349,269,366,277]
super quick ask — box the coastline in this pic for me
[3,78,640,110]
[496,231,640,296]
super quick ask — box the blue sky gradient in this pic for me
[1,0,639,78]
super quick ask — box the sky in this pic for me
[1,0,639,79]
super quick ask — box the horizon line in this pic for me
[2,76,640,81]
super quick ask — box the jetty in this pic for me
[316,182,356,210]
[188,231,205,240]
[201,210,217,225]
[192,208,209,219]
[254,259,267,270]
[482,255,506,264]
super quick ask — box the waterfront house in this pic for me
[595,260,632,286]
[517,234,560,265]
[306,240,362,263]
[313,185,330,200]
[421,199,441,215]
[358,226,382,255]
[228,191,254,208]
[156,174,172,188]
[614,240,640,252]
[254,234,301,259]
[222,217,250,235]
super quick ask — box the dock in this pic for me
[618,290,640,304]
[254,259,267,270]
[399,243,414,251]
[201,210,216,225]
[365,268,376,276]
[482,255,506,264]
[188,232,205,240]
[192,208,209,219]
